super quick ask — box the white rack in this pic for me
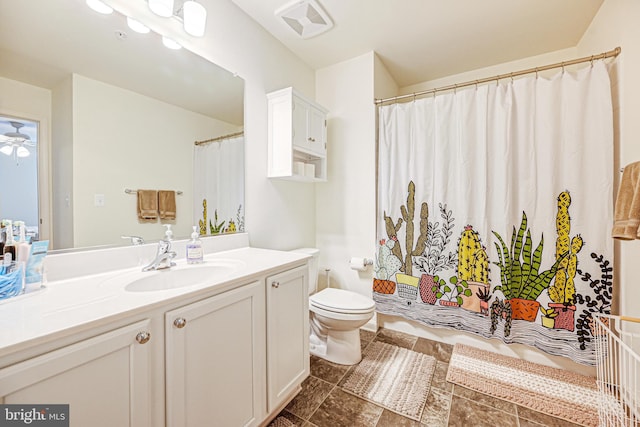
[594,314,640,426]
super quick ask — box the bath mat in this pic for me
[268,416,296,427]
[341,341,436,421]
[446,343,599,427]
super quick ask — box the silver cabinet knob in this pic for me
[307,137,316,142]
[136,331,151,344]
[272,281,280,288]
[174,318,187,328]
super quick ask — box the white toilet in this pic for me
[293,248,376,365]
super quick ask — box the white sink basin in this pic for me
[100,260,245,292]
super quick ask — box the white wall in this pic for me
[70,74,237,248]
[576,0,640,318]
[105,0,318,251]
[51,76,74,249]
[315,52,378,328]
[0,76,51,241]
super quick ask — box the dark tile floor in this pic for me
[272,328,582,427]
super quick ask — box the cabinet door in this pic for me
[292,95,309,150]
[306,105,327,156]
[0,320,153,427]
[266,265,309,412]
[165,281,265,427]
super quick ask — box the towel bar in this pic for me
[125,189,183,195]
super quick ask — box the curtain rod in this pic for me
[374,46,621,106]
[194,131,244,146]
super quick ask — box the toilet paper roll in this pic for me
[349,257,368,271]
[304,163,316,178]
[294,161,305,176]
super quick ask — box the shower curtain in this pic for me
[375,61,614,365]
[193,135,244,235]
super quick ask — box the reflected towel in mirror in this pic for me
[613,161,640,239]
[159,190,176,220]
[137,189,158,221]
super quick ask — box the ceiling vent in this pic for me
[275,0,333,39]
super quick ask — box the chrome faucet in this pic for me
[142,225,176,271]
[121,235,145,245]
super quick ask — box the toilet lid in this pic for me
[310,288,375,314]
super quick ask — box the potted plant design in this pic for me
[492,211,567,321]
[373,238,402,294]
[490,298,513,336]
[547,191,582,332]
[383,181,429,302]
[456,225,490,313]
[433,275,471,307]
[476,287,492,316]
[539,306,559,328]
[414,203,457,304]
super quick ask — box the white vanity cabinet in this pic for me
[266,265,309,412]
[0,319,153,427]
[0,252,310,427]
[165,280,265,427]
[268,87,328,181]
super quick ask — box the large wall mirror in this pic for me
[0,0,244,250]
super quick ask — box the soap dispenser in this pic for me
[163,224,173,241]
[186,226,203,264]
[2,220,16,261]
[15,221,30,265]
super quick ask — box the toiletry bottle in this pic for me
[2,220,16,262]
[15,221,30,265]
[186,226,203,264]
[0,222,5,258]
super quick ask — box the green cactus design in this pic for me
[375,238,403,280]
[549,191,583,304]
[492,211,567,301]
[198,199,208,235]
[432,275,472,305]
[383,181,429,277]
[457,225,489,284]
[209,209,226,234]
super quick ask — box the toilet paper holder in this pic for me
[349,257,374,271]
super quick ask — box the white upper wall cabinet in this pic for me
[268,87,328,182]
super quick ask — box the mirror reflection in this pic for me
[0,0,244,250]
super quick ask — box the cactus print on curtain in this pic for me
[375,62,614,365]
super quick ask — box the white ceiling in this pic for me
[231,0,604,87]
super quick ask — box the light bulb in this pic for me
[0,145,13,156]
[127,17,150,34]
[162,36,182,50]
[183,1,207,37]
[16,146,30,158]
[149,0,174,18]
[86,0,113,14]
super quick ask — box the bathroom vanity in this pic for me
[0,234,309,426]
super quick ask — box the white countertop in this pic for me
[0,247,308,358]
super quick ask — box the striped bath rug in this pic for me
[341,341,436,421]
[446,343,599,427]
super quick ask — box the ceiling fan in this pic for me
[0,121,36,160]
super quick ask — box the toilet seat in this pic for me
[309,288,375,315]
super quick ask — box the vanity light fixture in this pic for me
[183,1,207,37]
[86,0,114,15]
[162,36,182,50]
[147,0,208,38]
[127,17,151,34]
[149,0,175,18]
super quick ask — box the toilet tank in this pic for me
[290,248,319,294]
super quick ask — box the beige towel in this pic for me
[159,190,176,220]
[137,189,158,221]
[612,161,640,240]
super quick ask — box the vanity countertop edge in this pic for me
[0,246,310,360]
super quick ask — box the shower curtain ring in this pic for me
[561,61,565,74]
[590,55,595,67]
[453,83,457,94]
[535,68,539,79]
